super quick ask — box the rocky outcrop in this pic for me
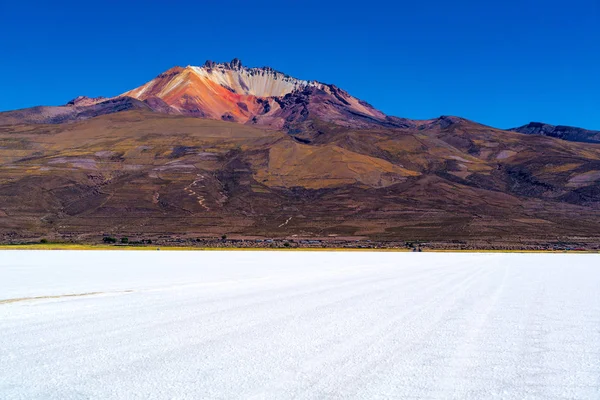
[142,97,178,114]
[510,122,600,143]
[67,96,108,107]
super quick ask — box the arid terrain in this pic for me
[1,59,599,248]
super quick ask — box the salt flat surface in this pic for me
[1,251,599,399]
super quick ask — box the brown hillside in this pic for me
[1,110,599,246]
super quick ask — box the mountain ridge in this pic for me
[509,122,600,144]
[0,58,599,247]
[0,58,596,143]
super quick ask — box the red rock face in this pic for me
[122,66,264,122]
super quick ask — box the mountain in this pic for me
[121,59,404,131]
[0,59,407,131]
[509,122,600,144]
[0,59,599,248]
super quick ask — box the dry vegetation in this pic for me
[1,111,599,248]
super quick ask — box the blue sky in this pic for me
[1,0,598,129]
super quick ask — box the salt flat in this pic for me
[1,251,599,399]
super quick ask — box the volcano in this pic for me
[120,58,394,129]
[0,59,599,248]
[0,59,403,131]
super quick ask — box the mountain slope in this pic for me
[0,97,153,125]
[1,110,599,247]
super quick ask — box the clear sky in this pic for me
[1,0,598,129]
